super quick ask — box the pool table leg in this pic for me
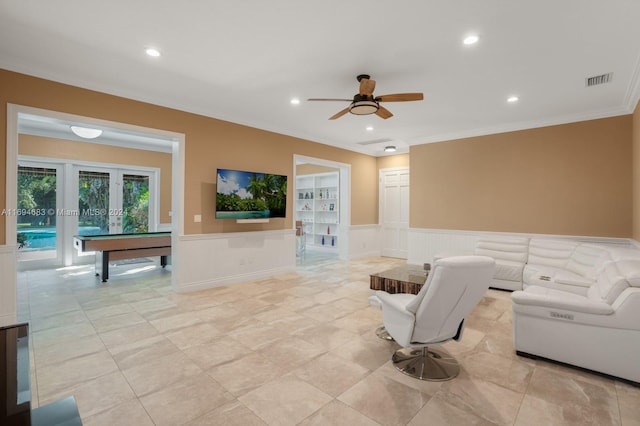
[95,251,110,282]
[102,251,110,282]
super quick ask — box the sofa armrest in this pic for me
[511,286,613,315]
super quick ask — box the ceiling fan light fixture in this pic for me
[349,100,379,115]
[70,125,103,139]
[384,146,397,153]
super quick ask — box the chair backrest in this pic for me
[406,255,495,345]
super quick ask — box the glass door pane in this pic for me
[16,166,58,262]
[122,174,150,233]
[78,170,110,235]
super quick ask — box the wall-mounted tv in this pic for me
[216,168,287,219]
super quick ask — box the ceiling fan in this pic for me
[308,74,423,120]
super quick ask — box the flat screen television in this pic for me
[216,168,287,219]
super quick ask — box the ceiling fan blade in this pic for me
[308,98,352,102]
[375,106,393,119]
[375,93,424,102]
[359,78,376,96]
[329,107,350,120]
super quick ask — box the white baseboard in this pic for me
[174,265,296,293]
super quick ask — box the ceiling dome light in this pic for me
[290,98,300,105]
[463,35,479,45]
[349,100,379,115]
[507,96,519,103]
[384,146,397,153]
[366,126,374,131]
[70,125,103,139]
[145,48,161,57]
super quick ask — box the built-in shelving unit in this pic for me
[295,172,339,250]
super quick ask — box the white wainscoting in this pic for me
[173,229,297,293]
[347,225,382,259]
[0,245,17,326]
[408,228,633,266]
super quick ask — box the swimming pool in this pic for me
[18,227,103,249]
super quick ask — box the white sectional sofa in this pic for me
[473,236,640,383]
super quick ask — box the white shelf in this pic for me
[295,171,339,251]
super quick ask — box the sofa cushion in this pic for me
[475,236,529,263]
[565,244,611,280]
[587,263,628,305]
[475,236,529,285]
[494,260,525,282]
[512,286,614,315]
[528,239,577,269]
[615,259,640,287]
[524,265,593,295]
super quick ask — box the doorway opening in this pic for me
[293,155,350,266]
[6,104,185,324]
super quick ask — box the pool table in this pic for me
[73,232,171,282]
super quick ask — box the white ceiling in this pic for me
[2,1,640,156]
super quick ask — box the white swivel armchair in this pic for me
[376,256,495,381]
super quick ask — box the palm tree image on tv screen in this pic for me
[216,169,287,219]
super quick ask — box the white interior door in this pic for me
[380,167,409,259]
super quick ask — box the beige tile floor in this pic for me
[17,254,640,426]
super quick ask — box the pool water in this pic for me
[18,227,102,249]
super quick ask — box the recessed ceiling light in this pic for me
[463,35,479,45]
[507,96,519,103]
[366,126,374,131]
[384,146,397,153]
[145,48,161,57]
[70,125,103,139]
[290,98,300,105]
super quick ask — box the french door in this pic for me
[16,162,63,266]
[16,157,158,268]
[72,166,155,263]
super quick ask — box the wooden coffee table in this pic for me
[370,264,428,295]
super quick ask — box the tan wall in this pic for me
[0,69,379,244]
[19,134,173,223]
[411,116,633,237]
[296,164,339,175]
[376,153,409,170]
[633,102,640,240]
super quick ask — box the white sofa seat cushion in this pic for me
[512,286,613,315]
[523,265,593,295]
[493,260,525,282]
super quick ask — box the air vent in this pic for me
[585,72,613,87]
[356,138,393,146]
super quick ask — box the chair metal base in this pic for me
[392,346,460,381]
[375,326,395,341]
